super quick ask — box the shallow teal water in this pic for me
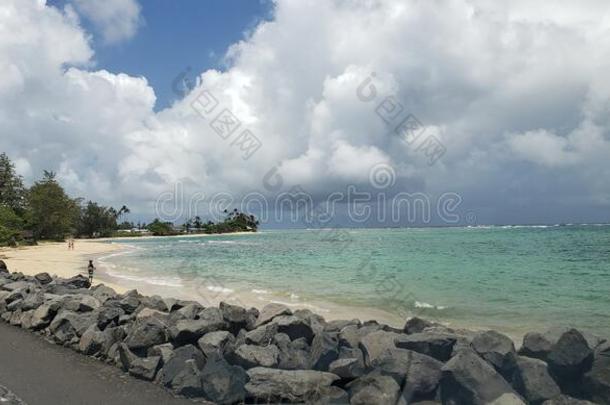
[105,225,610,336]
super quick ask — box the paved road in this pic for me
[0,322,197,405]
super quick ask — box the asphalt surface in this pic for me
[0,322,197,405]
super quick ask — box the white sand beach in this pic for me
[0,241,127,293]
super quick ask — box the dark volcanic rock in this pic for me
[583,343,610,404]
[310,331,339,371]
[520,332,554,361]
[124,318,168,351]
[245,367,339,403]
[358,330,401,367]
[49,310,97,343]
[170,317,227,345]
[547,329,593,385]
[128,356,161,381]
[347,372,401,405]
[61,294,101,313]
[0,260,7,273]
[324,319,360,333]
[404,317,435,334]
[440,349,521,405]
[255,303,291,327]
[219,301,248,333]
[338,324,382,349]
[275,335,310,370]
[159,344,205,387]
[228,344,280,369]
[245,322,278,346]
[200,353,248,404]
[197,330,234,357]
[328,357,365,380]
[34,272,53,285]
[512,356,561,404]
[147,343,174,364]
[63,274,91,289]
[271,315,314,343]
[97,306,124,330]
[396,331,457,362]
[471,330,517,377]
[78,325,106,355]
[171,359,204,397]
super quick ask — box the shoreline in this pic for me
[0,237,570,342]
[0,240,408,331]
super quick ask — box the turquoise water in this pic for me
[104,225,610,337]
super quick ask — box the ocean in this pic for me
[100,225,610,337]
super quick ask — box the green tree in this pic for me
[0,153,27,214]
[28,171,79,240]
[0,206,24,245]
[147,218,175,236]
[77,201,119,238]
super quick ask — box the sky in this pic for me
[1,0,610,227]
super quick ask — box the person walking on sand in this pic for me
[87,260,95,284]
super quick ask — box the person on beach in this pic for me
[87,260,95,284]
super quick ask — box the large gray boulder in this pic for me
[78,325,106,355]
[404,317,436,334]
[96,306,125,330]
[159,344,205,387]
[245,367,339,403]
[147,343,174,365]
[519,332,553,361]
[347,372,401,405]
[271,315,314,343]
[440,349,522,405]
[90,284,118,303]
[49,310,97,343]
[339,324,382,349]
[310,331,339,371]
[358,330,401,367]
[324,319,360,333]
[29,300,61,330]
[245,322,278,346]
[511,356,561,404]
[200,353,248,404]
[274,334,311,370]
[228,344,280,369]
[547,329,593,385]
[61,294,101,313]
[170,317,227,345]
[255,303,291,327]
[129,356,161,381]
[328,357,366,380]
[124,318,168,351]
[34,272,53,285]
[583,343,610,404]
[471,330,517,377]
[396,331,457,362]
[219,301,249,333]
[171,359,204,397]
[197,330,234,357]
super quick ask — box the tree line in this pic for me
[0,153,130,245]
[0,153,259,245]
